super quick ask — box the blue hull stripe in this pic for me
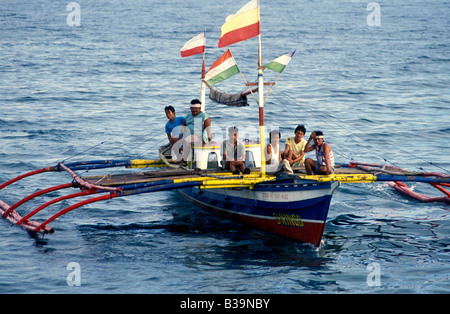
[180,187,333,223]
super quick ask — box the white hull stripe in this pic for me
[200,181,339,203]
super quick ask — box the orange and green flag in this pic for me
[204,49,240,86]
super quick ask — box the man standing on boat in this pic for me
[183,99,212,143]
[304,131,335,175]
[221,127,250,175]
[173,99,212,162]
[159,105,185,158]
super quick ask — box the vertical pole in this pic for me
[257,3,265,176]
[258,65,265,176]
[199,49,207,168]
[200,50,206,112]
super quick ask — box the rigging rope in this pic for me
[272,90,449,174]
[59,113,169,178]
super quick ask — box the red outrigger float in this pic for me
[347,161,450,204]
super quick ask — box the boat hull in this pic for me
[178,179,340,246]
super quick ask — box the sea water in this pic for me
[0,0,449,294]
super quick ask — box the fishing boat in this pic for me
[1,0,449,246]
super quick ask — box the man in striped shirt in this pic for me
[304,131,335,175]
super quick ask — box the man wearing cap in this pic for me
[173,99,212,162]
[221,126,250,175]
[304,131,335,175]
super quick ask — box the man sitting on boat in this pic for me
[159,105,185,158]
[283,125,307,167]
[221,127,251,175]
[304,131,335,175]
[172,99,212,162]
[266,130,293,174]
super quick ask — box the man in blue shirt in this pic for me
[159,105,184,158]
[165,105,185,145]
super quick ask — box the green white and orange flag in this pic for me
[218,0,260,48]
[262,51,296,73]
[204,49,240,86]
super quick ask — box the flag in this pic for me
[218,0,260,48]
[262,51,296,73]
[180,31,206,58]
[205,50,240,86]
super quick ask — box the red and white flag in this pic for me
[180,31,206,58]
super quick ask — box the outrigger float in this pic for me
[1,1,449,246]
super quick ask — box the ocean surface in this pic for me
[0,0,449,294]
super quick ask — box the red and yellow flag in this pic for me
[218,0,260,48]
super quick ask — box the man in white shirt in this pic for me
[221,127,250,175]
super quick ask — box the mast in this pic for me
[257,5,266,176]
[200,49,206,111]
